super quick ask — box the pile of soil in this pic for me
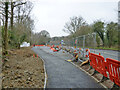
[2,47,45,88]
[0,47,2,89]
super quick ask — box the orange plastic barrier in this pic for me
[85,49,89,58]
[51,48,57,52]
[89,53,107,77]
[33,54,38,58]
[47,45,51,47]
[35,45,45,46]
[89,49,120,86]
[106,58,120,86]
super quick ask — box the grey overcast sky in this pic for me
[31,0,119,37]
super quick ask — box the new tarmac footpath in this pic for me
[32,46,104,88]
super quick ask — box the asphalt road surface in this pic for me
[63,46,119,61]
[89,49,119,61]
[32,46,103,88]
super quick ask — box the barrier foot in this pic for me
[111,83,120,89]
[87,66,92,71]
[91,70,99,76]
[98,76,108,83]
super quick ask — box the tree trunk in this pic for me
[11,2,14,31]
[18,43,20,49]
[4,2,9,55]
[101,34,104,47]
[2,27,5,61]
[102,40,104,47]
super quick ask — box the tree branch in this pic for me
[0,12,5,16]
[14,2,26,7]
[0,5,4,9]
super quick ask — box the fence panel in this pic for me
[89,53,107,77]
[106,58,120,86]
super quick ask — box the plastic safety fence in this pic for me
[89,52,107,77]
[85,49,89,58]
[77,48,89,61]
[89,51,120,87]
[78,48,84,58]
[106,58,120,86]
[57,45,120,86]
[50,45,60,52]
[46,45,51,47]
[35,45,45,46]
[50,47,57,52]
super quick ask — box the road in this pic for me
[32,46,104,88]
[63,46,119,61]
[89,49,119,61]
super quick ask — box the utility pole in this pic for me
[83,35,85,57]
[76,37,78,48]
[93,33,96,53]
[118,1,120,56]
[0,16,2,26]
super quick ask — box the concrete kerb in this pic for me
[32,47,47,89]
[40,57,47,89]
[68,61,108,89]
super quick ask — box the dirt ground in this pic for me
[2,47,45,88]
[0,47,2,89]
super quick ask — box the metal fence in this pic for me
[63,33,97,49]
[48,33,119,61]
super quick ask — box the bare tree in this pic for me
[0,0,34,51]
[10,0,26,30]
[63,16,86,34]
[15,1,33,23]
[4,2,9,55]
[0,1,9,62]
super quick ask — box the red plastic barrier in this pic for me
[106,58,120,86]
[89,53,107,77]
[33,54,38,58]
[85,49,89,58]
[35,45,45,46]
[51,48,57,52]
[47,45,51,47]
